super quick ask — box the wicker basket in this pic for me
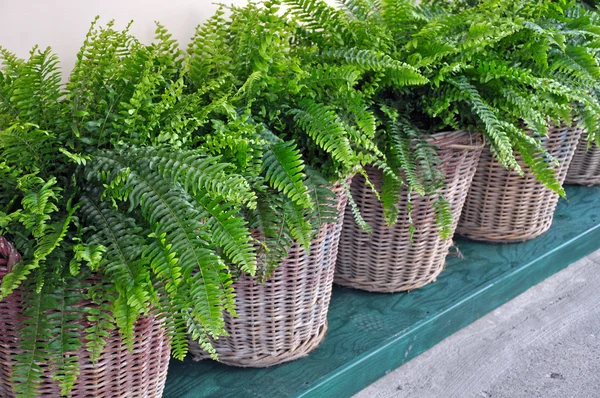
[189,182,349,367]
[457,124,583,243]
[0,237,170,398]
[335,130,484,293]
[565,131,600,186]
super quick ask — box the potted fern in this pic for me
[283,0,599,292]
[565,2,600,186]
[0,20,268,396]
[283,0,536,292]
[183,1,390,366]
[454,0,600,242]
[567,116,600,186]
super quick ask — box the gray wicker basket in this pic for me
[335,130,484,293]
[189,182,349,367]
[565,131,600,186]
[0,237,170,398]
[457,124,583,243]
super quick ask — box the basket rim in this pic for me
[427,130,485,150]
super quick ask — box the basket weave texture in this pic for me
[189,182,349,367]
[457,124,583,243]
[0,236,170,398]
[565,131,600,186]
[335,130,484,293]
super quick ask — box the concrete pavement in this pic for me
[354,249,600,398]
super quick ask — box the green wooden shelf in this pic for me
[163,185,600,398]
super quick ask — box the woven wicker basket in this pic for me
[335,130,484,293]
[565,131,600,186]
[0,237,170,398]
[189,182,349,367]
[457,124,583,243]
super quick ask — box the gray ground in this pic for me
[354,249,600,398]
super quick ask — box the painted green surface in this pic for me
[163,186,600,398]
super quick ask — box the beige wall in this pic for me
[0,0,249,74]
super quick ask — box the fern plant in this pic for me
[0,20,278,397]
[542,0,600,149]
[283,0,600,227]
[185,0,427,238]
[0,9,388,394]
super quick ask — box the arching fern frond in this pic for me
[304,166,338,229]
[129,147,257,209]
[259,127,312,210]
[321,47,428,85]
[449,76,520,174]
[79,195,150,347]
[12,284,54,398]
[192,192,256,275]
[290,98,357,171]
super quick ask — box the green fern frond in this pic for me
[49,278,85,396]
[85,282,116,363]
[551,45,600,84]
[0,123,56,173]
[283,198,313,251]
[342,178,372,233]
[187,6,232,83]
[12,285,53,398]
[449,76,520,174]
[433,196,453,239]
[246,191,294,280]
[290,99,357,170]
[302,64,361,88]
[192,192,256,275]
[283,0,349,44]
[259,127,313,210]
[304,166,338,229]
[127,147,257,209]
[79,195,151,347]
[4,46,63,131]
[388,120,426,196]
[509,127,564,196]
[1,209,73,300]
[380,164,402,226]
[321,47,428,85]
[121,159,234,333]
[17,177,60,237]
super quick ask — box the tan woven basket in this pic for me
[335,130,484,293]
[457,124,583,243]
[565,131,600,186]
[189,182,349,367]
[0,237,170,398]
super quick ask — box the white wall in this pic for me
[0,0,248,74]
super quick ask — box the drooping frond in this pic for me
[49,277,86,396]
[304,166,338,230]
[192,192,256,275]
[12,284,54,398]
[79,195,150,347]
[290,99,358,171]
[259,127,313,210]
[92,152,236,335]
[246,189,297,281]
[449,76,521,174]
[124,147,257,208]
[321,47,428,85]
